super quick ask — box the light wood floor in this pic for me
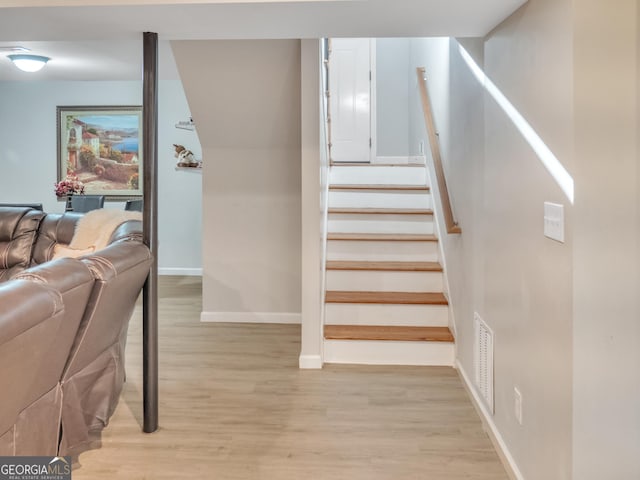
[73,276,507,480]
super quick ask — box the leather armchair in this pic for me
[0,207,45,281]
[9,260,96,456]
[59,241,152,456]
[0,280,65,456]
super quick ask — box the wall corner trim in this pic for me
[200,311,301,324]
[457,360,525,480]
[299,354,323,369]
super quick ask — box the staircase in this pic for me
[323,163,455,366]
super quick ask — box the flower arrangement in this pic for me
[55,174,85,197]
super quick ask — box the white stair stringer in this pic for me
[324,339,455,366]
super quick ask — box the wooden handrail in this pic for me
[416,67,461,235]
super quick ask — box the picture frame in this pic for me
[57,105,143,199]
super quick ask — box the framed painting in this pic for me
[57,105,143,199]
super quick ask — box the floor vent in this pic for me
[474,312,494,414]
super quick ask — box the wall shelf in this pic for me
[175,119,195,131]
[175,165,202,173]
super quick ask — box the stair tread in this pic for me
[327,233,438,242]
[325,291,448,305]
[324,325,454,342]
[329,184,430,191]
[326,260,442,272]
[329,207,434,215]
[330,162,425,167]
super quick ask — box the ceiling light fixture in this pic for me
[8,54,50,73]
[0,46,30,53]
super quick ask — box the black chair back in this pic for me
[124,199,143,212]
[70,195,105,213]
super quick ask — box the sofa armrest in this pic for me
[108,219,143,245]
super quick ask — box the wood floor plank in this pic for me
[325,290,448,305]
[326,260,443,272]
[324,325,454,342]
[329,207,433,215]
[71,276,507,480]
[327,233,438,242]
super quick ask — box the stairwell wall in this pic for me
[410,0,574,477]
[478,2,574,476]
[172,40,303,322]
[572,1,640,478]
[417,0,640,478]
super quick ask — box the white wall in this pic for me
[376,38,411,157]
[408,37,450,159]
[0,65,202,273]
[411,36,485,380]
[572,1,640,478]
[410,1,575,478]
[480,3,575,476]
[172,40,302,322]
[411,0,640,478]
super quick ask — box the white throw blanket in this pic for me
[53,208,142,259]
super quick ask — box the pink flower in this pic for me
[54,174,85,197]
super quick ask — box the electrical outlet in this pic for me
[514,387,523,425]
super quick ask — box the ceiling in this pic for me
[0,0,527,81]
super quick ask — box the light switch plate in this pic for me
[544,202,564,243]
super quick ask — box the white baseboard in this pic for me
[159,267,202,276]
[374,156,426,165]
[456,360,524,480]
[299,354,323,369]
[200,311,301,324]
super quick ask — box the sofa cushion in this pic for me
[0,207,45,282]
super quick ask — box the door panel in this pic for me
[329,38,371,163]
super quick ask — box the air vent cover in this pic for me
[474,312,494,414]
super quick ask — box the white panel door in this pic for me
[329,38,372,163]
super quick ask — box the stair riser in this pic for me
[323,339,454,366]
[330,166,427,185]
[328,214,434,234]
[328,191,432,210]
[326,270,443,292]
[326,240,439,262]
[324,303,449,327]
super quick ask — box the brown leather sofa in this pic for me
[0,206,152,457]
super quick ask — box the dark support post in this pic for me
[142,31,159,434]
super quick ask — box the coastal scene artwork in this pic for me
[57,106,143,198]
